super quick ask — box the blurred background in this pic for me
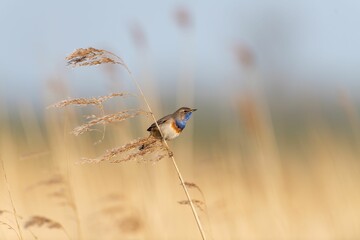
[1,0,360,239]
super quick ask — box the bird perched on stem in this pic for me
[140,107,197,150]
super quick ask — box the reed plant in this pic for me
[51,47,207,239]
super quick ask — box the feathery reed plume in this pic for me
[178,200,205,212]
[66,47,124,67]
[24,216,62,229]
[179,182,209,213]
[111,140,167,163]
[79,136,167,164]
[64,47,207,239]
[184,182,205,198]
[1,159,23,240]
[48,92,132,109]
[72,109,150,136]
[24,216,70,240]
[48,92,134,144]
[178,182,213,238]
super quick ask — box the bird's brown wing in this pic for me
[147,114,172,132]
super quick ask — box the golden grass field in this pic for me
[1,48,360,240]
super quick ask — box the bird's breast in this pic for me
[159,121,181,140]
[171,121,183,133]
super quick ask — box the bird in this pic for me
[140,107,197,150]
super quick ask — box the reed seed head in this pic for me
[48,92,133,109]
[72,110,150,136]
[24,216,63,229]
[66,47,124,67]
[79,136,167,164]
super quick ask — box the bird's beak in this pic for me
[191,108,197,112]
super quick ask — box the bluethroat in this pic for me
[140,107,197,150]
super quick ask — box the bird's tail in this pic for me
[139,144,146,150]
[139,135,152,150]
[139,135,161,151]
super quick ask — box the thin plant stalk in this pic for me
[64,110,83,240]
[1,159,23,240]
[0,221,21,240]
[119,60,207,240]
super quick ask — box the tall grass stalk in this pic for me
[113,53,207,240]
[0,158,23,240]
[63,113,83,240]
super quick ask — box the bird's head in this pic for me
[174,107,197,122]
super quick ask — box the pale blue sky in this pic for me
[1,0,360,104]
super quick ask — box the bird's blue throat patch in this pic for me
[175,112,192,130]
[175,120,186,130]
[184,112,192,121]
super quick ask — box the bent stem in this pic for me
[0,221,21,240]
[120,61,206,240]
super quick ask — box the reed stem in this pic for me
[121,62,207,240]
[1,159,23,240]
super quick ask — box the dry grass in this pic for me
[1,159,23,240]
[24,216,62,229]
[0,221,21,240]
[71,109,150,136]
[1,101,360,239]
[46,47,206,239]
[1,47,360,239]
[66,47,124,67]
[178,200,206,212]
[24,216,70,239]
[48,92,133,109]
[79,136,168,164]
[184,182,205,198]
